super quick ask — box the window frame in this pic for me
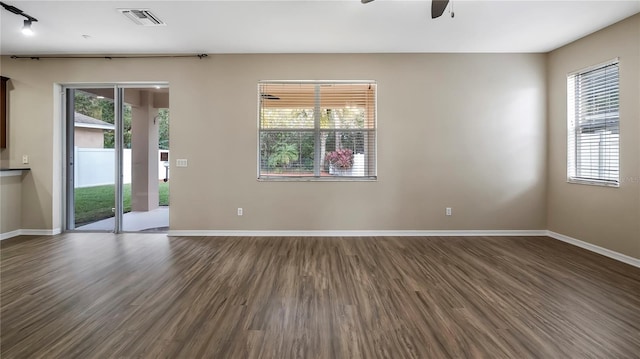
[257,80,377,182]
[566,58,620,188]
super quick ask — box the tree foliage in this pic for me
[267,142,299,170]
[74,91,170,150]
[158,109,170,150]
[74,91,131,148]
[259,107,366,173]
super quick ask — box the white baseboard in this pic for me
[0,230,22,240]
[21,228,62,236]
[167,229,548,237]
[547,231,640,268]
[0,228,62,240]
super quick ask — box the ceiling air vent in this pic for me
[119,9,165,26]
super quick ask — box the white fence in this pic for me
[74,148,169,188]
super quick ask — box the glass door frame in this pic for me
[63,82,168,233]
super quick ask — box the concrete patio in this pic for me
[76,206,169,232]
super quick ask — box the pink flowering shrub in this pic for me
[325,148,354,169]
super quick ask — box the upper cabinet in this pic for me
[1,76,8,149]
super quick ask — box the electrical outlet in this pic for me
[237,208,243,216]
[22,155,29,164]
[446,207,452,216]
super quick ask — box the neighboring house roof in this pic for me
[74,112,115,130]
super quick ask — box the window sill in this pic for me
[567,178,619,188]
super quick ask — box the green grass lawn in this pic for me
[75,182,169,226]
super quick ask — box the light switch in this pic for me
[176,159,188,167]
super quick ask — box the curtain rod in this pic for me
[10,54,209,60]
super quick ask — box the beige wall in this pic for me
[547,14,640,258]
[0,53,547,234]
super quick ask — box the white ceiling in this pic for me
[1,0,639,55]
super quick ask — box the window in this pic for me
[567,59,619,187]
[258,81,376,180]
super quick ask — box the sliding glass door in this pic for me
[66,87,118,231]
[121,87,170,232]
[65,84,169,232]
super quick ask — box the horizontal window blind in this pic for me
[258,81,376,180]
[567,59,619,186]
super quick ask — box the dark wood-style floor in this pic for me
[1,234,639,358]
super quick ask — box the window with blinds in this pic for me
[567,59,620,187]
[258,81,377,180]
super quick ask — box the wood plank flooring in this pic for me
[1,234,639,358]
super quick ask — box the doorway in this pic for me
[64,85,170,232]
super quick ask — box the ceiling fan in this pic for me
[261,93,280,100]
[361,0,451,19]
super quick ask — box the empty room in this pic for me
[0,0,639,358]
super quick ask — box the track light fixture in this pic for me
[0,1,38,36]
[22,19,34,36]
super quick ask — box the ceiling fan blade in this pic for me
[261,94,280,100]
[363,0,450,19]
[431,0,449,18]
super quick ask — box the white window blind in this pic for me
[567,59,620,186]
[258,81,376,180]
